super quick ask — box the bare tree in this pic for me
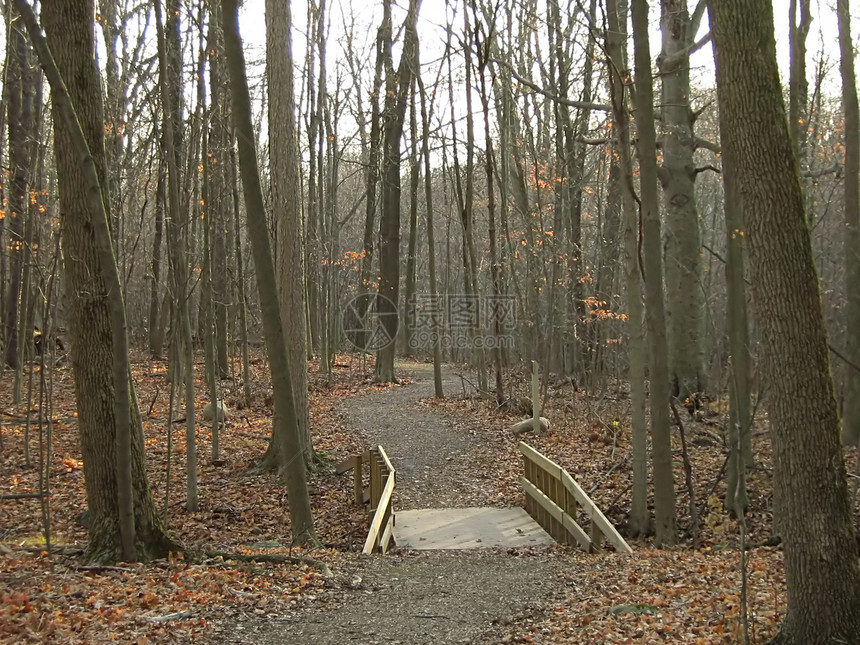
[711,0,860,640]
[837,0,860,446]
[19,0,176,562]
[267,0,313,464]
[222,0,317,544]
[631,0,676,546]
[375,0,420,383]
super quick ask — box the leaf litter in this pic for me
[2,354,846,643]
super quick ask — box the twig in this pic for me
[0,492,46,499]
[77,565,135,574]
[829,342,860,374]
[147,384,160,418]
[454,372,487,399]
[706,452,731,501]
[671,401,699,547]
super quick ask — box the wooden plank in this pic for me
[335,455,359,475]
[560,470,632,554]
[521,476,561,537]
[522,478,562,527]
[380,515,395,554]
[519,442,562,481]
[531,361,540,434]
[363,474,396,554]
[520,442,633,555]
[590,520,605,552]
[521,477,590,551]
[353,455,363,505]
[561,512,593,552]
[378,445,395,474]
[370,451,380,508]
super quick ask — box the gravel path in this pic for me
[345,362,483,509]
[218,362,567,645]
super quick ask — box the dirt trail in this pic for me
[344,362,483,509]
[218,362,567,645]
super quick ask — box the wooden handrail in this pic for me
[337,445,396,554]
[519,441,632,554]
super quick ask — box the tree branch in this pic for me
[492,57,612,112]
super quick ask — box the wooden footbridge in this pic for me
[337,442,632,556]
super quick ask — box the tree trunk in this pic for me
[3,8,30,371]
[155,0,198,512]
[149,168,165,358]
[473,9,504,406]
[375,0,420,383]
[722,154,751,515]
[222,0,316,545]
[207,0,231,379]
[417,72,443,398]
[837,0,860,447]
[710,1,860,641]
[788,0,811,160]
[402,76,419,357]
[606,0,649,538]
[631,0,676,546]
[230,143,252,405]
[266,0,313,465]
[31,0,176,563]
[659,0,704,400]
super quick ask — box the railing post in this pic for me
[353,453,363,505]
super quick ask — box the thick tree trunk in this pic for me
[266,0,313,465]
[710,1,860,641]
[33,0,175,563]
[375,0,420,383]
[402,78,419,358]
[208,0,231,379]
[659,0,704,400]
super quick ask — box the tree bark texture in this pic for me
[606,0,649,538]
[38,0,175,563]
[711,1,860,641]
[3,8,32,370]
[267,0,313,464]
[375,0,420,382]
[658,0,704,400]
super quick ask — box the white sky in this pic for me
[238,0,848,92]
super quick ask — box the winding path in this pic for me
[221,362,566,645]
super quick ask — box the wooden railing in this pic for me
[336,445,396,554]
[519,442,632,554]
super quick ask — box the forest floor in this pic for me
[2,353,847,643]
